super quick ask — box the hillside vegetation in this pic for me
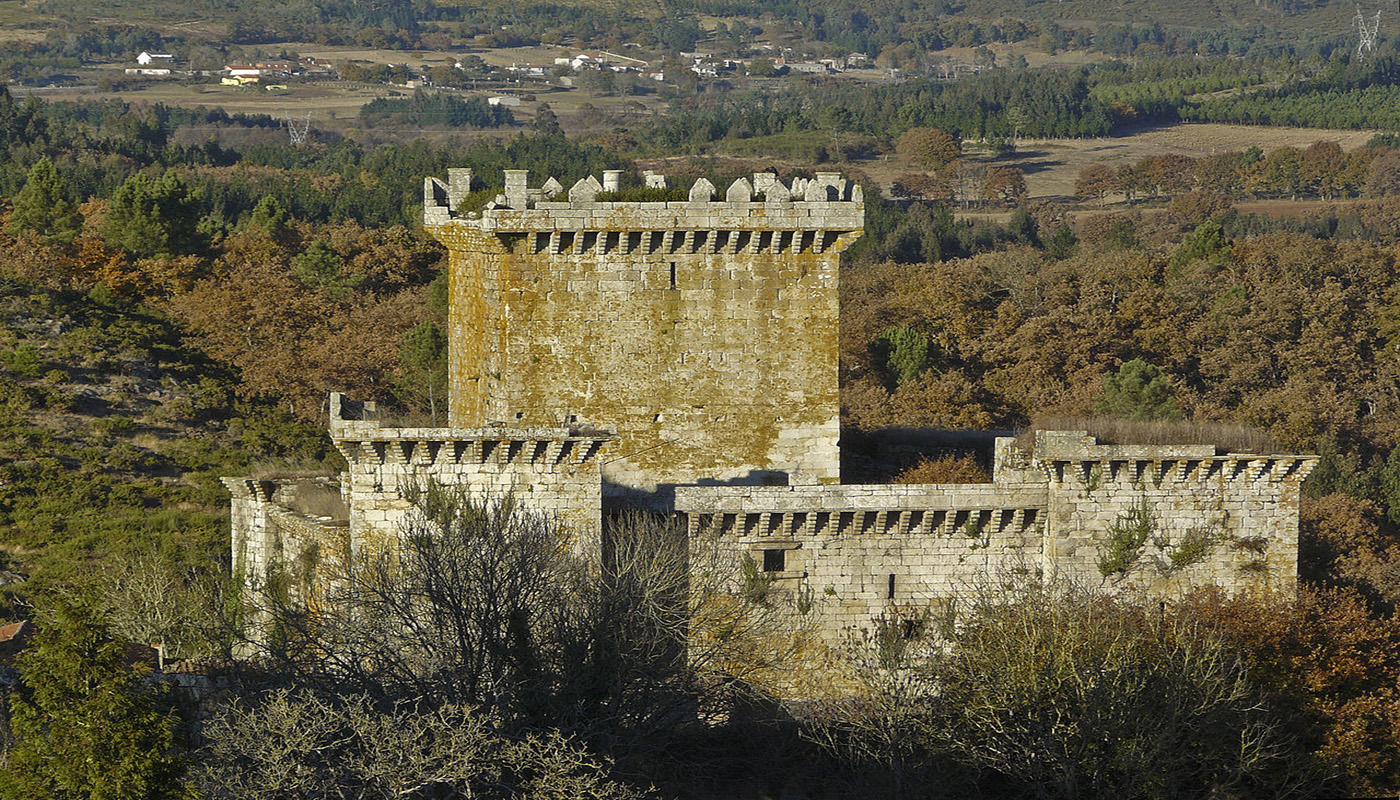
[3,0,1400,783]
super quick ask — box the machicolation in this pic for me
[228,167,1317,649]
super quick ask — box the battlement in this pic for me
[328,393,615,469]
[424,169,863,251]
[1029,430,1315,487]
[676,483,1048,539]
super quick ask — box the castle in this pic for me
[226,168,1316,643]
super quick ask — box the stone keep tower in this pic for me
[424,169,864,500]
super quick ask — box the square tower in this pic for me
[424,169,864,501]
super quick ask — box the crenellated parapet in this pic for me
[222,477,278,504]
[678,483,1048,540]
[1032,431,1316,488]
[327,393,614,556]
[332,429,611,471]
[425,169,862,263]
[424,168,863,245]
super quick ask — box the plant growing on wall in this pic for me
[1097,498,1157,576]
[1084,463,1106,494]
[796,581,816,615]
[739,553,776,607]
[1166,526,1225,570]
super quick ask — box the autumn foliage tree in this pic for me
[168,222,442,417]
[1075,163,1116,206]
[896,127,962,172]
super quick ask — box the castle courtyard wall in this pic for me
[676,433,1315,644]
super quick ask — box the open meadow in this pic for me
[851,122,1381,206]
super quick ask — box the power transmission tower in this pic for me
[283,113,312,145]
[1357,7,1381,60]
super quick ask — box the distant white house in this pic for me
[137,52,174,66]
[487,96,522,107]
[554,53,611,71]
[223,65,261,85]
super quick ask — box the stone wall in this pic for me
[221,476,346,604]
[677,481,1049,636]
[224,477,278,586]
[425,169,863,502]
[328,393,613,557]
[226,393,615,610]
[1032,430,1313,594]
[676,431,1316,644]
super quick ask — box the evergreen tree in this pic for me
[291,239,361,300]
[0,599,188,799]
[1169,219,1230,271]
[874,324,930,387]
[244,195,293,245]
[7,157,82,242]
[246,195,287,233]
[1095,358,1180,421]
[394,320,449,423]
[533,102,563,138]
[0,84,15,152]
[1376,446,1400,525]
[1045,224,1078,260]
[104,171,207,258]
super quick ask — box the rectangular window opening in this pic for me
[763,548,786,573]
[887,573,896,600]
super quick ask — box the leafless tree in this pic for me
[98,553,243,663]
[801,577,1328,799]
[248,484,807,758]
[194,688,640,799]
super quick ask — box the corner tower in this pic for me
[424,169,863,500]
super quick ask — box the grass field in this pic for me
[853,122,1380,203]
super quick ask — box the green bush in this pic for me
[1097,498,1156,576]
[0,345,44,378]
[873,324,929,387]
